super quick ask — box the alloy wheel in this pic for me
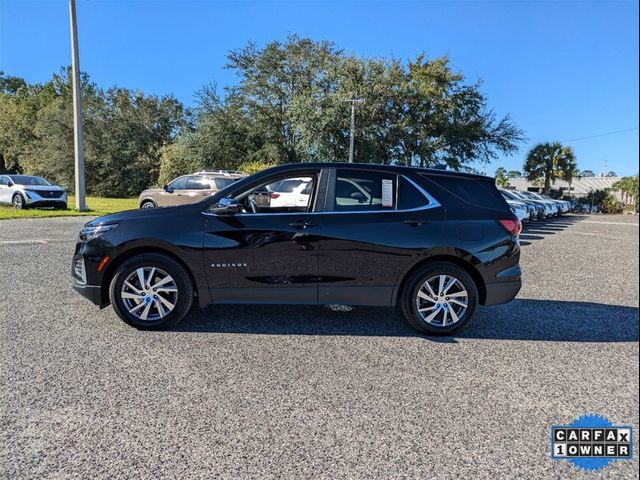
[415,274,468,327]
[120,267,178,321]
[13,195,23,210]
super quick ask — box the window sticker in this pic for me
[381,179,394,207]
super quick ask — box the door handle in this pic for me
[403,218,429,226]
[288,220,316,229]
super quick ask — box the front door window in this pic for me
[213,175,316,214]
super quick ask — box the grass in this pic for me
[0,196,138,220]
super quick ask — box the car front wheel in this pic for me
[140,200,156,209]
[109,253,194,330]
[12,193,26,210]
[400,262,478,335]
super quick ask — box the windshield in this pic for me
[500,189,519,201]
[9,175,51,186]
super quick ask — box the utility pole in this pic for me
[347,98,364,163]
[69,0,87,211]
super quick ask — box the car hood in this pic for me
[85,203,198,227]
[139,188,162,198]
[20,185,65,191]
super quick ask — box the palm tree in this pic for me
[494,167,510,188]
[560,158,578,198]
[523,142,576,194]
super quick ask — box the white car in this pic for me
[0,174,67,210]
[266,177,313,207]
[506,200,528,223]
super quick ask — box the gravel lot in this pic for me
[1,214,638,479]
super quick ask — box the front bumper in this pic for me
[26,200,67,208]
[72,283,103,306]
[72,255,106,307]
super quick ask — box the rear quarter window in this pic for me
[419,174,508,211]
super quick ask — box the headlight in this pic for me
[79,223,118,241]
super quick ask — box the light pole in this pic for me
[69,0,87,211]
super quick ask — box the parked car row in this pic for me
[499,188,573,222]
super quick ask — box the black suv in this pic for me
[72,163,522,335]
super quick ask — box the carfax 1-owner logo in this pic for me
[551,414,634,471]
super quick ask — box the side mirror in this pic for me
[7,181,14,187]
[213,198,240,216]
[163,184,174,193]
[351,191,366,203]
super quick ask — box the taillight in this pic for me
[497,218,522,237]
[270,193,280,199]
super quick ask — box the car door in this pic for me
[202,169,325,304]
[156,175,191,206]
[317,168,445,306]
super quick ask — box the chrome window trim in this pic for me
[202,173,441,217]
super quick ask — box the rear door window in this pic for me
[333,169,396,211]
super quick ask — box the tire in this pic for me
[12,193,26,210]
[54,203,68,210]
[140,200,156,209]
[399,262,478,335]
[109,253,194,330]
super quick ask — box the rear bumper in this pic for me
[483,279,521,306]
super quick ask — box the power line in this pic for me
[561,127,638,143]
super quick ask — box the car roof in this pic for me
[255,162,492,180]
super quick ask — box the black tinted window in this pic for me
[334,170,396,211]
[398,176,428,210]
[421,174,506,210]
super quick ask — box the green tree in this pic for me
[559,153,578,197]
[612,176,639,209]
[507,170,522,178]
[581,169,595,177]
[494,167,510,188]
[523,142,576,194]
[606,171,617,177]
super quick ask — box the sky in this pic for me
[0,0,638,176]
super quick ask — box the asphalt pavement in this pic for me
[1,214,638,479]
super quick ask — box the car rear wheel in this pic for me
[109,253,193,330]
[141,200,156,209]
[12,193,27,210]
[400,262,478,335]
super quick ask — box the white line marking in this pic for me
[582,220,639,227]
[0,239,49,245]
[572,232,637,241]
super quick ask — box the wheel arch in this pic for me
[139,197,157,208]
[99,246,198,306]
[395,254,487,306]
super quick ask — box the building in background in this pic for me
[507,176,622,199]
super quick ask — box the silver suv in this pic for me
[138,171,245,208]
[0,174,67,210]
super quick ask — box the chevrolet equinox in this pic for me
[72,163,522,335]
